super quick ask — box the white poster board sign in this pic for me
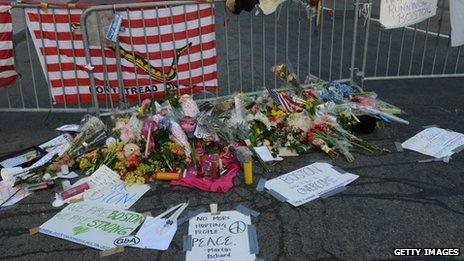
[380,0,437,29]
[401,127,464,158]
[265,162,358,207]
[39,202,144,250]
[84,183,150,210]
[186,211,256,261]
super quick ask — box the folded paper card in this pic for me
[132,217,177,250]
[114,203,187,250]
[264,162,358,206]
[254,146,276,162]
[401,127,464,158]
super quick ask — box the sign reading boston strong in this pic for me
[39,202,144,250]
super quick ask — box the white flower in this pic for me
[246,112,273,130]
[287,112,312,133]
[105,137,117,147]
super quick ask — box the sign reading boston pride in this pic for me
[265,162,359,207]
[39,202,144,250]
[380,0,438,29]
[186,211,256,261]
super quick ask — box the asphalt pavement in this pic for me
[1,77,464,260]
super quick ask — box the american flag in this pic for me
[0,5,17,87]
[266,86,303,113]
[26,4,218,104]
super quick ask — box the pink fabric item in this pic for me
[352,96,376,108]
[171,152,240,192]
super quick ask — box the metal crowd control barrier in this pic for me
[0,2,97,113]
[0,0,462,114]
[354,0,464,85]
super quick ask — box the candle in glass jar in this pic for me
[243,159,253,185]
[210,154,220,179]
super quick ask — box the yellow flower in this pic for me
[114,161,125,171]
[135,106,145,117]
[79,158,91,170]
[340,110,350,118]
[125,172,146,185]
[270,107,286,119]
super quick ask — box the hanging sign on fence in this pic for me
[39,202,145,250]
[380,0,438,29]
[25,4,218,104]
[264,162,358,206]
[105,13,123,43]
[450,0,464,47]
[186,211,257,261]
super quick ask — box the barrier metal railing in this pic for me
[0,0,462,115]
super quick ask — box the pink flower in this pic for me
[141,118,156,151]
[141,99,151,111]
[352,96,376,108]
[120,125,135,144]
[157,108,169,117]
[180,116,197,139]
[250,105,260,114]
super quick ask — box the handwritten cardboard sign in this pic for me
[401,127,464,158]
[88,165,122,188]
[186,211,256,261]
[84,183,150,210]
[39,202,144,250]
[265,162,358,206]
[380,0,437,29]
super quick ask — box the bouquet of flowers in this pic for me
[272,64,302,90]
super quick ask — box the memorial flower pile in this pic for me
[39,64,407,191]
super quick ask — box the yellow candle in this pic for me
[243,159,253,185]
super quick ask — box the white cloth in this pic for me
[450,0,464,47]
[259,0,286,15]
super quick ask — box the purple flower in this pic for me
[158,118,172,130]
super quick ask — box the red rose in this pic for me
[125,153,139,170]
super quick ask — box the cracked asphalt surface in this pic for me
[1,77,464,260]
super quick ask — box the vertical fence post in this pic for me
[349,0,360,86]
[360,1,371,88]
[80,10,100,116]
